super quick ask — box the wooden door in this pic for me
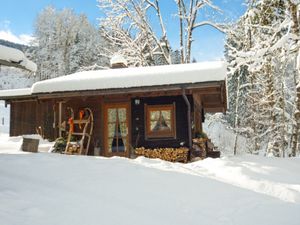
[104,103,130,157]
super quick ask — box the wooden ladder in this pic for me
[65,108,94,155]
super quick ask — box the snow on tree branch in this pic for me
[193,21,226,33]
[98,0,224,65]
[226,0,300,157]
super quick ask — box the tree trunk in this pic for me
[177,0,185,64]
[289,1,300,156]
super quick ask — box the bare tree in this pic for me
[98,0,225,66]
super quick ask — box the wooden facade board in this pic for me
[193,93,203,134]
[10,101,37,137]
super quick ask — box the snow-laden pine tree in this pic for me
[97,0,225,66]
[34,6,109,80]
[227,0,300,157]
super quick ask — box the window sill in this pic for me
[145,137,177,141]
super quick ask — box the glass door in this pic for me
[104,103,130,157]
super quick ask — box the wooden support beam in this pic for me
[203,103,224,108]
[8,98,37,103]
[182,89,192,160]
[58,101,67,137]
[193,93,203,134]
[204,107,225,113]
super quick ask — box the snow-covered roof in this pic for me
[0,61,226,99]
[0,88,31,97]
[32,61,226,94]
[0,44,37,72]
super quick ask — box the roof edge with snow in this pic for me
[0,88,32,99]
[32,61,226,94]
[0,61,227,99]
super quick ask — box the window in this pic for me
[145,104,176,138]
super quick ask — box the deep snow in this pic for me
[0,136,299,225]
[0,134,53,154]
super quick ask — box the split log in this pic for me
[192,138,220,158]
[135,147,189,163]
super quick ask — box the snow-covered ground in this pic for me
[0,135,299,225]
[0,134,53,153]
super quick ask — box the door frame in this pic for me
[103,102,131,157]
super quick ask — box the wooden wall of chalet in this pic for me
[38,100,55,140]
[131,95,193,149]
[10,100,55,139]
[8,84,225,155]
[10,101,37,137]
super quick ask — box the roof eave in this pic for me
[0,80,226,102]
[34,81,225,99]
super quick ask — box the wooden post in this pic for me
[58,101,63,137]
[182,89,192,160]
[193,93,203,135]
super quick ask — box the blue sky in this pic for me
[0,0,246,61]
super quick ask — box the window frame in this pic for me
[145,103,176,139]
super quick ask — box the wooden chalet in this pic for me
[0,61,227,159]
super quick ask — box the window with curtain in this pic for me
[107,108,128,152]
[145,104,176,138]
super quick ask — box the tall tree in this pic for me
[288,0,300,156]
[226,0,299,157]
[98,0,225,66]
[34,6,109,80]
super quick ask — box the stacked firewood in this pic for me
[192,138,220,158]
[65,142,81,154]
[192,138,208,158]
[135,147,189,163]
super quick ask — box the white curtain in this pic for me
[118,108,127,151]
[108,109,117,152]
